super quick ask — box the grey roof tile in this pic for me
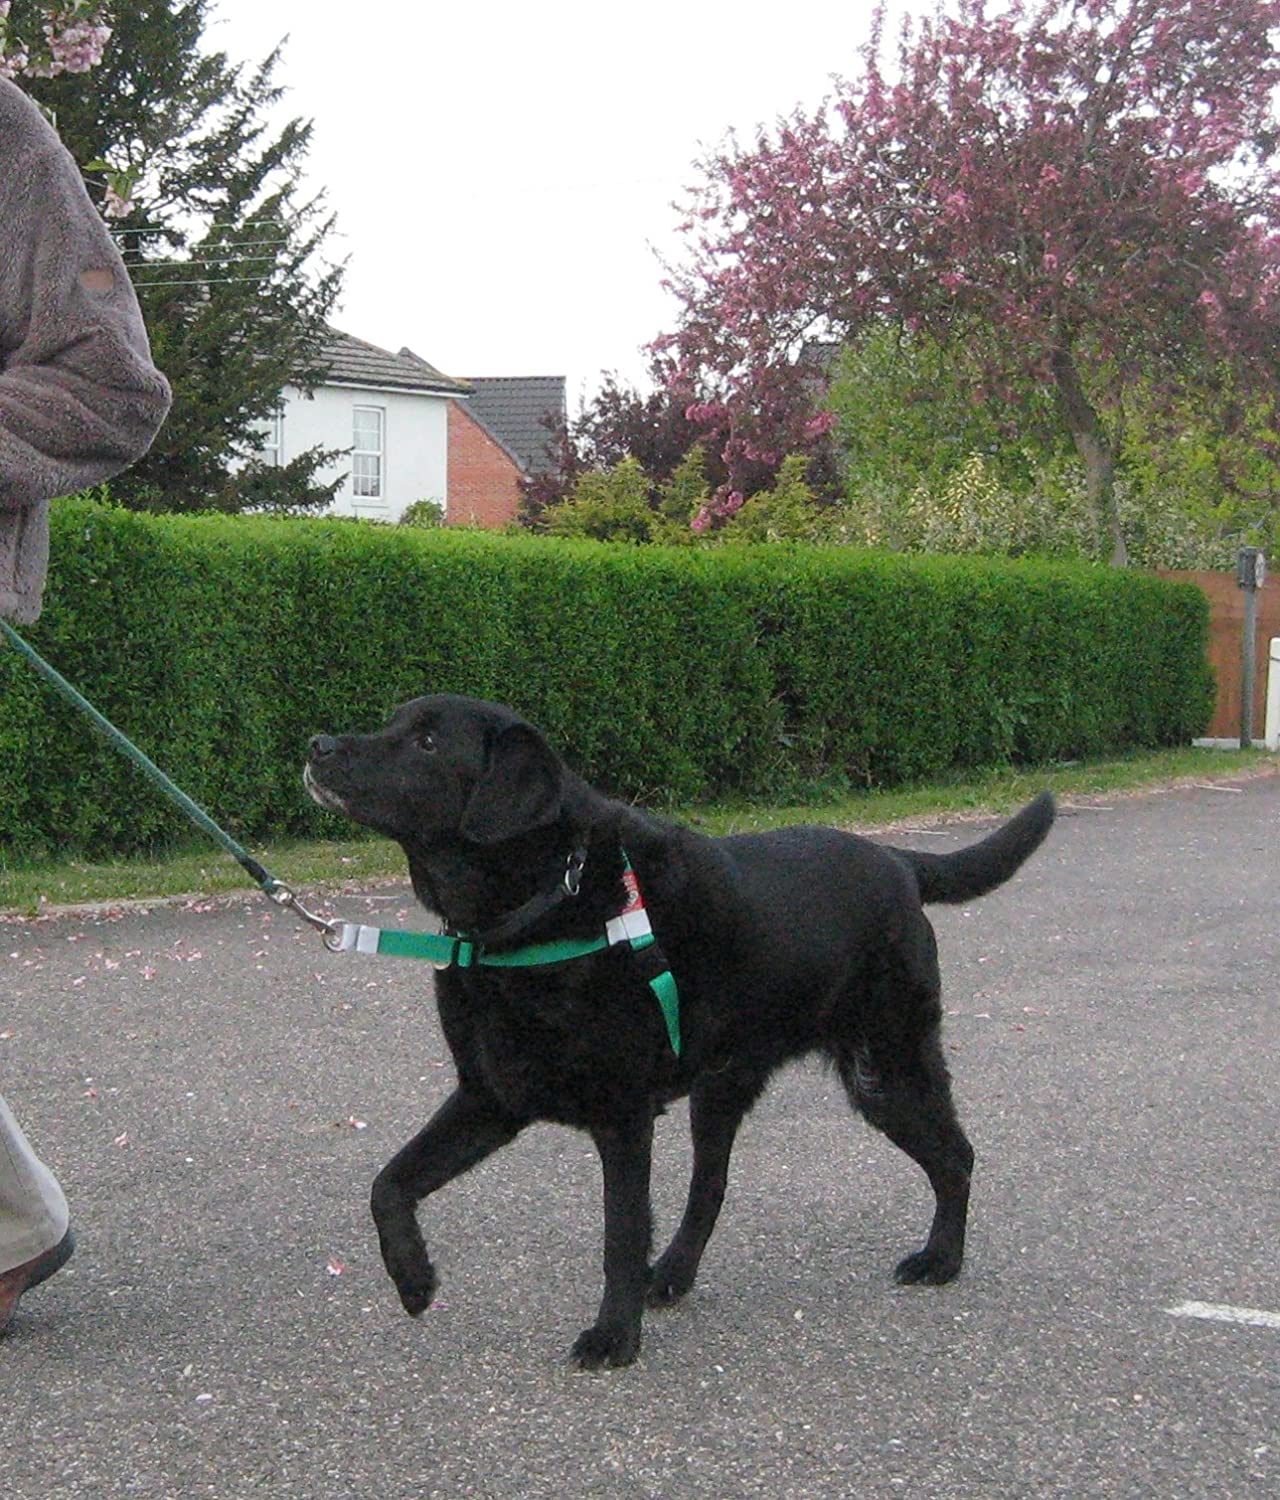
[322,328,471,395]
[460,375,566,476]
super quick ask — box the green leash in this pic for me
[0,616,282,898]
[1,617,683,1054]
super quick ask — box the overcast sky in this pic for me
[208,1,902,409]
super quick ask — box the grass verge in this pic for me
[0,745,1273,916]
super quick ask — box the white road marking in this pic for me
[1167,1300,1280,1330]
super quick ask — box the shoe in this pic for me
[0,1227,75,1332]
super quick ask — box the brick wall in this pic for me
[446,401,522,528]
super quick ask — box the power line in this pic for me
[132,273,275,289]
[130,249,288,272]
[108,219,290,237]
[113,235,289,253]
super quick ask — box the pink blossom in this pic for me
[102,183,132,220]
[1,5,111,79]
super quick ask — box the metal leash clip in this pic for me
[563,847,586,896]
[269,882,342,945]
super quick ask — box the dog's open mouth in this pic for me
[303,762,347,815]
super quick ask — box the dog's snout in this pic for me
[309,734,338,760]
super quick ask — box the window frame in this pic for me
[351,404,386,501]
[260,405,284,467]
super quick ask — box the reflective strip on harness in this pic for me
[605,908,653,945]
[332,923,382,955]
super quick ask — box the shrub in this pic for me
[400,499,445,528]
[0,498,1212,862]
[545,457,694,544]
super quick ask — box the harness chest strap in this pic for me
[326,858,682,1055]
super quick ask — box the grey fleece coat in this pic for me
[0,78,171,624]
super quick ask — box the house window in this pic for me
[352,405,384,498]
[261,406,283,467]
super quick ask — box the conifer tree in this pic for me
[14,0,345,510]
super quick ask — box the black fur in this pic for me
[304,694,1055,1369]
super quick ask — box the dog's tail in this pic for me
[891,792,1056,905]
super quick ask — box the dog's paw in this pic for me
[389,1255,438,1317]
[893,1244,963,1286]
[646,1253,696,1306]
[571,1323,641,1370]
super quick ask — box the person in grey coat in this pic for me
[0,75,171,1333]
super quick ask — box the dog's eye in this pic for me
[417,731,438,755]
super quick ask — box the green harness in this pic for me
[326,857,683,1055]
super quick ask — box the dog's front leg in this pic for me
[572,1114,654,1370]
[371,1086,521,1316]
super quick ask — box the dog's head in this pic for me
[304,694,567,847]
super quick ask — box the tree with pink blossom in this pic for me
[665,0,1280,564]
[0,2,111,79]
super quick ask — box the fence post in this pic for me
[1236,548,1266,748]
[1266,638,1280,753]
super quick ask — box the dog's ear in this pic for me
[459,722,565,845]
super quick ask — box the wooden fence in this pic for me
[1159,569,1280,740]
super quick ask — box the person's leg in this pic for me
[0,1091,73,1328]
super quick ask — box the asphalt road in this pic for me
[2,775,1277,1499]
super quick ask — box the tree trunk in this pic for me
[1050,343,1128,567]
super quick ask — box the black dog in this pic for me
[305,694,1054,1369]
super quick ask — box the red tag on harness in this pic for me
[620,867,645,914]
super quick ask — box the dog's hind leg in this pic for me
[648,1068,767,1306]
[573,1113,655,1371]
[838,1025,975,1286]
[370,1086,522,1316]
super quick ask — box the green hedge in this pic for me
[0,499,1213,861]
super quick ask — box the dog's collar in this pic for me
[325,852,682,1054]
[465,845,588,949]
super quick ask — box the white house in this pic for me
[270,329,472,522]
